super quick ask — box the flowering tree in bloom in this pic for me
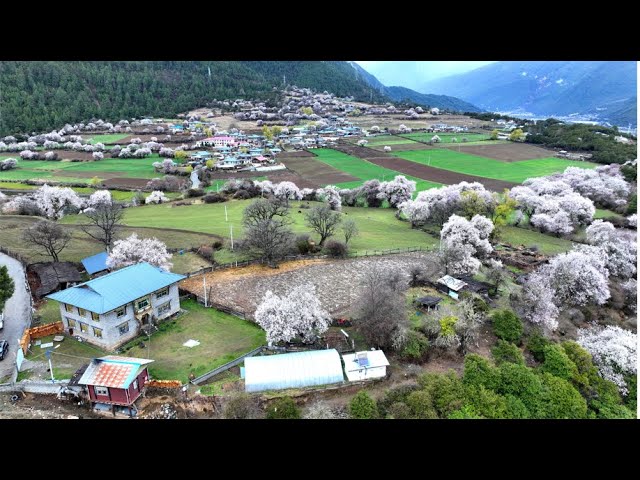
[317,185,342,211]
[440,214,494,276]
[578,325,637,395]
[92,151,104,161]
[519,272,560,331]
[254,180,275,196]
[159,147,175,158]
[586,219,616,244]
[0,158,17,171]
[398,199,430,227]
[530,210,574,236]
[145,191,169,204]
[383,146,391,152]
[300,188,315,200]
[254,284,331,344]
[88,190,112,208]
[586,220,637,279]
[377,175,416,208]
[107,233,173,271]
[33,184,84,220]
[273,181,302,206]
[627,214,637,229]
[161,159,176,174]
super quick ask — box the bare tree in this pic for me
[305,204,342,246]
[242,198,290,228]
[341,217,359,245]
[22,220,71,262]
[80,203,125,251]
[242,218,295,268]
[352,267,410,349]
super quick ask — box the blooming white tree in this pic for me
[254,284,331,345]
[159,147,175,158]
[145,191,169,204]
[586,219,616,244]
[627,214,637,229]
[273,181,302,205]
[107,233,173,271]
[377,175,416,208]
[530,210,574,236]
[398,199,430,227]
[88,190,112,208]
[622,278,637,313]
[578,325,637,395]
[586,220,637,279]
[161,159,176,174]
[317,185,342,211]
[357,139,368,146]
[440,214,494,275]
[92,151,104,161]
[33,184,84,220]
[519,272,560,331]
[383,146,391,152]
[0,158,17,171]
[254,180,275,196]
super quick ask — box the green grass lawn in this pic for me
[0,182,137,201]
[313,148,441,191]
[171,251,213,274]
[64,199,439,253]
[594,208,625,220]
[403,132,491,143]
[396,149,599,183]
[25,334,106,380]
[0,216,219,268]
[125,299,265,382]
[35,299,64,325]
[84,134,130,144]
[498,226,574,255]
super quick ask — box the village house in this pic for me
[75,355,154,416]
[342,350,390,381]
[436,275,468,299]
[196,135,237,148]
[46,262,185,350]
[81,251,109,277]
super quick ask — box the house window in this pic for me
[133,379,139,391]
[65,304,74,313]
[137,298,149,310]
[92,327,103,339]
[157,301,171,316]
[66,317,76,328]
[91,312,100,321]
[95,386,108,396]
[116,306,126,318]
[155,287,169,299]
[78,308,87,317]
[118,322,129,336]
[79,322,88,333]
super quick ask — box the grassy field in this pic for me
[367,136,419,146]
[85,134,130,144]
[0,216,219,269]
[0,182,138,201]
[498,226,574,255]
[25,334,106,380]
[313,148,441,191]
[403,132,491,143]
[0,156,163,184]
[35,299,64,324]
[594,208,625,220]
[125,299,265,382]
[396,149,599,183]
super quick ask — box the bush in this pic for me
[417,371,465,417]
[198,245,214,260]
[400,330,429,361]
[265,397,300,419]
[463,384,508,419]
[527,330,551,362]
[186,188,204,198]
[233,189,252,200]
[203,192,227,203]
[132,190,146,206]
[295,234,312,254]
[212,240,223,250]
[349,390,379,419]
[492,310,523,343]
[537,372,587,419]
[377,384,419,418]
[541,344,578,381]
[386,402,413,419]
[406,390,438,419]
[448,405,483,419]
[492,340,525,365]
[504,394,530,419]
[463,354,499,390]
[496,363,543,413]
[223,393,264,419]
[323,239,348,258]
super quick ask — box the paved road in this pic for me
[0,253,32,380]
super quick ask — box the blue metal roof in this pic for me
[81,252,109,275]
[47,262,185,314]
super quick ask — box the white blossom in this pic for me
[317,185,342,211]
[107,233,173,271]
[145,191,169,204]
[441,214,494,276]
[273,181,302,203]
[377,175,416,208]
[87,190,112,207]
[520,272,559,331]
[627,214,637,229]
[33,184,84,219]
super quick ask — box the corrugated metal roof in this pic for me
[78,356,154,389]
[437,275,468,292]
[46,262,185,314]
[342,350,390,373]
[81,252,109,275]
[244,349,344,393]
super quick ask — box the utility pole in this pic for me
[46,349,54,383]
[203,273,208,307]
[224,204,228,222]
[230,225,234,250]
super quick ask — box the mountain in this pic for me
[348,62,481,112]
[0,61,388,136]
[420,61,637,126]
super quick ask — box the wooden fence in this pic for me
[147,379,182,388]
[20,321,64,355]
[190,345,266,385]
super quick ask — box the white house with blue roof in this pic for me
[47,262,185,350]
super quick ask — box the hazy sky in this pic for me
[357,61,496,90]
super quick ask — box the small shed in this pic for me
[415,296,442,311]
[342,350,390,382]
[436,275,468,300]
[29,262,83,298]
[459,276,492,296]
[81,251,109,275]
[244,349,344,392]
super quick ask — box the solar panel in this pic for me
[357,353,369,367]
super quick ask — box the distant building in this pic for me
[342,350,390,381]
[414,296,442,311]
[197,136,237,148]
[436,275,468,300]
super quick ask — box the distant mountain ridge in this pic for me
[420,61,637,126]
[348,62,481,112]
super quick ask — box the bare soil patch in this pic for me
[366,156,517,192]
[283,156,360,186]
[333,143,386,159]
[277,150,316,159]
[55,150,99,161]
[449,143,557,162]
[369,143,433,152]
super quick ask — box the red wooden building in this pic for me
[78,356,154,411]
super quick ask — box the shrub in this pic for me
[386,402,413,419]
[323,239,348,258]
[223,393,264,419]
[537,372,587,419]
[132,190,146,206]
[266,397,300,419]
[234,189,252,200]
[527,330,551,362]
[203,192,227,203]
[542,344,578,381]
[400,330,430,361]
[295,234,311,254]
[417,371,465,417]
[212,240,223,250]
[349,390,379,419]
[492,310,523,343]
[186,188,204,198]
[406,390,438,419]
[463,354,499,390]
[496,363,543,413]
[377,384,419,418]
[448,405,483,419]
[198,245,214,260]
[504,394,530,419]
[492,340,525,365]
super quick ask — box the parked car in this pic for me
[0,340,9,361]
